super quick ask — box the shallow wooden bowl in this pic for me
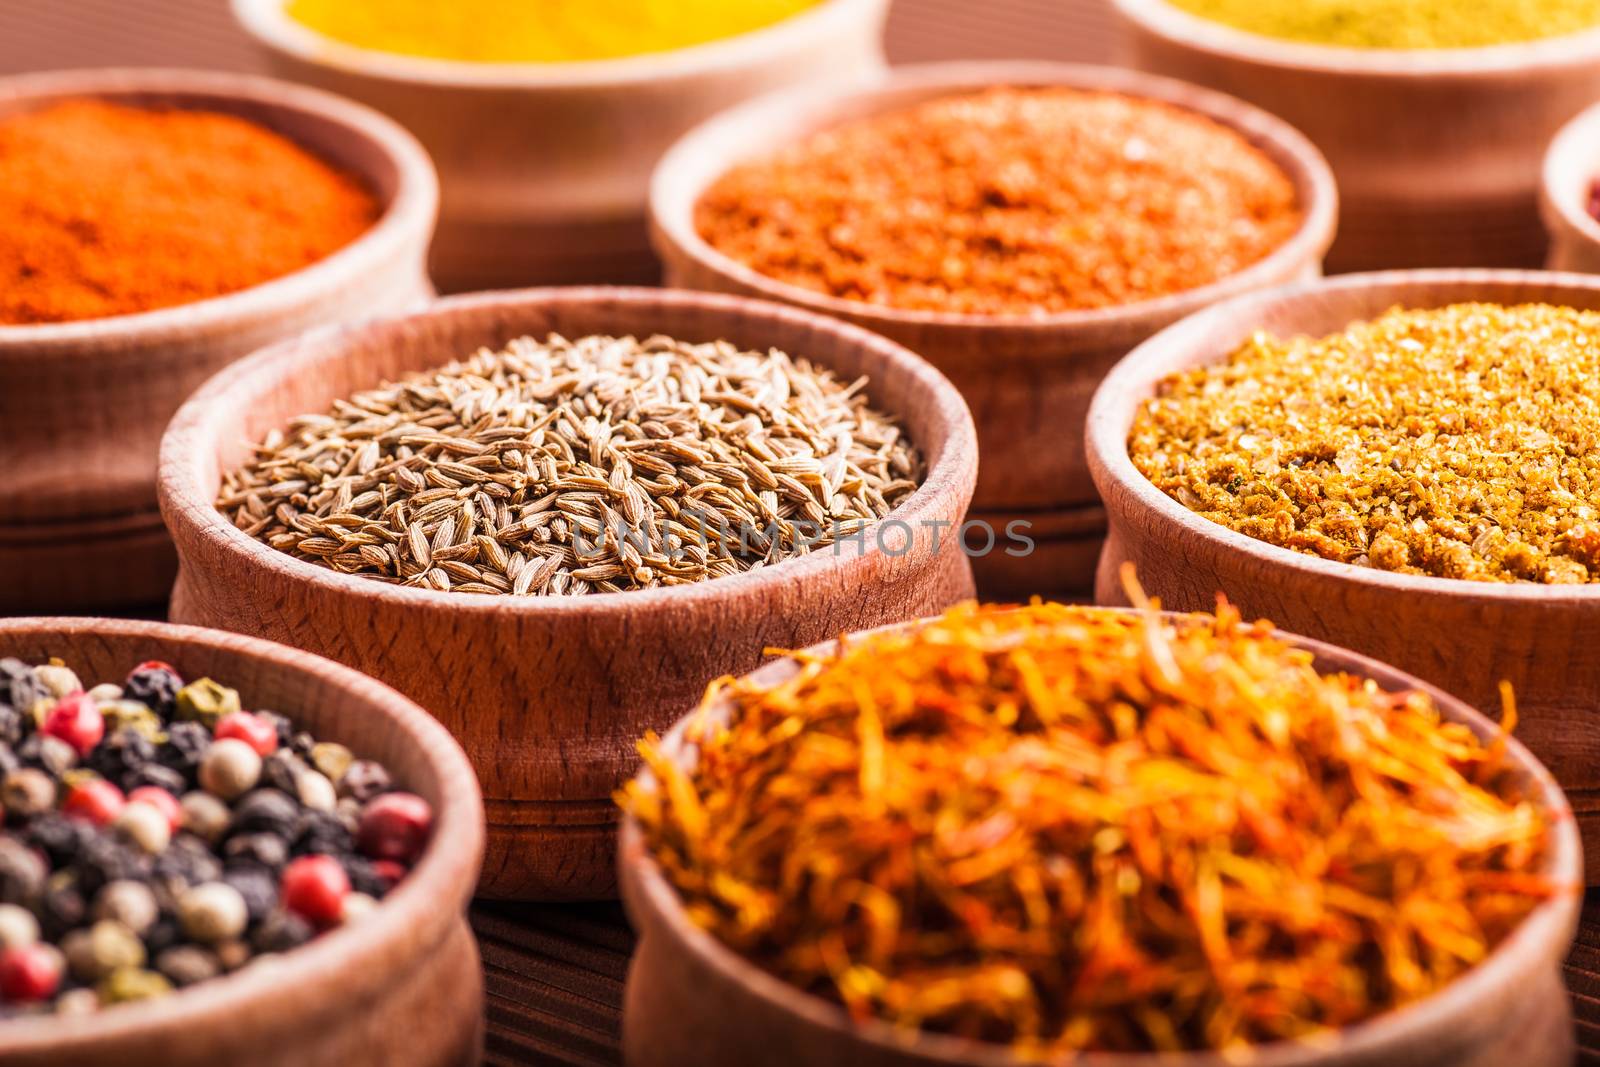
[0,616,484,1067]
[1086,268,1600,882]
[649,60,1336,598]
[231,0,889,294]
[1112,0,1600,273]
[159,286,979,900]
[1542,100,1600,273]
[0,67,437,613]
[618,609,1584,1067]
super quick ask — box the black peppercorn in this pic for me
[257,711,294,750]
[17,734,76,778]
[122,663,182,718]
[37,875,86,940]
[221,866,277,923]
[156,722,211,782]
[289,731,316,760]
[228,789,299,839]
[0,659,46,725]
[252,909,313,954]
[71,836,151,898]
[85,729,157,790]
[25,813,94,867]
[125,763,187,796]
[152,835,222,889]
[340,854,389,900]
[260,751,307,797]
[292,810,353,857]
[223,833,288,874]
[338,759,391,802]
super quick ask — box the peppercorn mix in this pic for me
[695,87,1303,316]
[1131,302,1600,583]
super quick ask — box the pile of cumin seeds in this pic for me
[217,333,924,596]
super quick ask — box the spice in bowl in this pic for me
[218,333,922,595]
[1165,0,1600,49]
[621,593,1556,1054]
[0,99,378,325]
[0,655,432,1017]
[694,87,1303,316]
[1130,302,1600,584]
[284,0,822,63]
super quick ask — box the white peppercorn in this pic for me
[93,881,158,936]
[297,770,337,812]
[341,892,379,925]
[198,738,261,800]
[179,791,231,843]
[0,902,40,950]
[1,768,56,818]
[62,920,145,982]
[114,802,172,854]
[178,883,248,944]
[86,683,123,703]
[34,665,82,699]
[54,988,100,1016]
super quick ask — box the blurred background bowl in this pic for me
[1112,0,1600,272]
[231,0,890,294]
[0,66,437,615]
[1541,99,1600,272]
[650,60,1336,601]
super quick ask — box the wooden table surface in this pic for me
[473,892,1600,1067]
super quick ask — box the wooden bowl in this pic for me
[0,616,484,1067]
[1086,268,1600,883]
[1112,0,1600,273]
[231,0,889,294]
[0,67,437,614]
[649,60,1337,600]
[1541,100,1600,273]
[884,0,1121,64]
[618,609,1583,1067]
[158,286,979,901]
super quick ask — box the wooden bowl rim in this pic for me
[0,66,437,354]
[1541,100,1600,251]
[0,616,484,1054]
[231,0,888,89]
[618,606,1583,1066]
[1112,0,1600,77]
[648,60,1338,337]
[1087,267,1600,605]
[159,285,979,619]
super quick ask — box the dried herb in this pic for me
[622,583,1557,1054]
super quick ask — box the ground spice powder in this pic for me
[286,0,820,63]
[1131,302,1600,583]
[695,87,1302,317]
[0,100,379,326]
[1168,0,1600,49]
[623,596,1555,1054]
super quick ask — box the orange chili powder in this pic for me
[0,99,380,325]
[695,87,1303,317]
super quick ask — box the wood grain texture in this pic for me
[1087,269,1600,885]
[617,610,1584,1067]
[1112,0,1600,272]
[885,0,1121,65]
[159,287,980,901]
[0,617,484,1067]
[0,68,438,613]
[648,59,1337,598]
[0,0,262,76]
[1543,101,1600,273]
[231,0,889,293]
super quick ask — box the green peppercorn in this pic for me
[98,700,165,743]
[97,966,173,1004]
[311,742,353,784]
[174,678,241,729]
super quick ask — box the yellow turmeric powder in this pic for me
[285,0,823,63]
[1168,0,1600,49]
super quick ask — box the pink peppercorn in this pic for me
[127,786,182,832]
[357,793,432,865]
[41,692,104,757]
[62,780,124,826]
[370,859,407,891]
[214,711,279,756]
[0,943,62,1001]
[281,855,349,928]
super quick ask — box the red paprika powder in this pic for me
[0,99,379,325]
